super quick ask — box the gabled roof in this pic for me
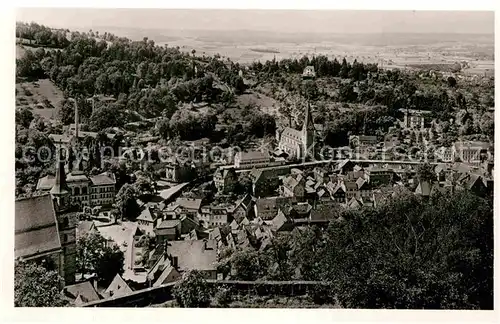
[232,194,252,212]
[415,181,433,197]
[281,127,303,141]
[137,208,155,223]
[36,175,55,191]
[63,281,100,304]
[15,194,61,259]
[104,274,133,298]
[273,209,291,231]
[283,174,304,191]
[230,219,239,231]
[331,183,346,195]
[89,172,116,186]
[347,197,363,209]
[77,221,97,239]
[356,177,367,190]
[153,263,179,287]
[336,159,353,171]
[157,219,181,229]
[344,181,358,191]
[166,240,217,272]
[464,174,485,190]
[176,198,202,211]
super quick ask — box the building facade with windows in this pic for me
[37,169,116,208]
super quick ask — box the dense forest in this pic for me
[16,22,494,145]
[14,22,494,192]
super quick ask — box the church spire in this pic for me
[50,147,70,197]
[302,101,314,133]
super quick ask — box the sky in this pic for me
[16,9,494,35]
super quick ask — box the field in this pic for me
[99,29,494,76]
[16,78,65,120]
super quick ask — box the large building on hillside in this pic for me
[37,166,116,208]
[276,102,315,161]
[15,157,77,285]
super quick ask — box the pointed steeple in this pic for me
[302,101,314,133]
[50,147,70,196]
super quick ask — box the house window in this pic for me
[63,234,68,242]
[82,187,87,195]
[62,217,69,228]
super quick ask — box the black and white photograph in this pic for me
[10,6,495,311]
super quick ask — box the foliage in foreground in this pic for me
[172,270,212,308]
[220,190,493,309]
[76,232,125,286]
[14,261,68,307]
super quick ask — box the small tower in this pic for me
[50,148,70,212]
[51,147,77,285]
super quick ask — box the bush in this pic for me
[308,284,334,305]
[172,270,212,308]
[214,285,233,307]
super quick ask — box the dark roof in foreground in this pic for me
[15,194,61,259]
[63,281,101,304]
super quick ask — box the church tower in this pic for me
[51,148,77,285]
[51,149,70,211]
[301,101,315,161]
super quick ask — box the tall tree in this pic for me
[76,232,124,284]
[15,261,68,307]
[115,183,141,220]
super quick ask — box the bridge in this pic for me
[234,159,440,174]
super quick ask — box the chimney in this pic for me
[172,256,178,268]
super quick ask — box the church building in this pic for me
[15,153,77,285]
[276,102,315,161]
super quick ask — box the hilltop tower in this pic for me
[50,148,77,285]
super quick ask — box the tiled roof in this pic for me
[356,177,367,189]
[344,181,358,191]
[15,195,62,259]
[166,240,217,272]
[415,181,433,196]
[104,274,133,298]
[176,198,202,211]
[255,197,292,213]
[153,263,178,287]
[36,175,55,191]
[90,172,116,186]
[137,208,154,223]
[66,172,90,183]
[281,127,302,141]
[272,209,291,231]
[157,219,181,229]
[64,281,100,304]
[77,221,96,239]
[237,150,270,162]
